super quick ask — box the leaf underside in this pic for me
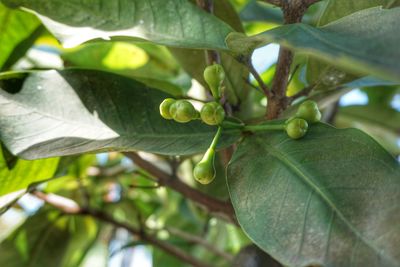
[0,70,240,159]
[227,7,400,83]
[1,0,233,49]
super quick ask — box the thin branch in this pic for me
[32,191,81,213]
[247,61,271,98]
[124,152,237,224]
[287,83,316,104]
[129,184,160,190]
[32,191,214,267]
[323,101,340,124]
[266,0,313,119]
[265,0,325,9]
[267,48,294,119]
[304,0,322,7]
[287,64,300,86]
[165,226,234,262]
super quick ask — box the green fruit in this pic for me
[159,98,176,120]
[296,100,321,124]
[170,100,198,123]
[200,102,225,125]
[193,148,216,184]
[285,118,308,139]
[203,64,225,99]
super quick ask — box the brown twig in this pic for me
[264,0,322,8]
[305,0,323,7]
[32,191,214,267]
[124,152,237,224]
[287,84,316,104]
[266,0,317,119]
[247,61,271,98]
[165,226,234,262]
[129,184,160,190]
[323,101,340,124]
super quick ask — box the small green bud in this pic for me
[170,100,198,123]
[159,98,176,120]
[285,118,308,139]
[203,64,225,99]
[296,100,321,124]
[200,102,225,126]
[193,148,216,184]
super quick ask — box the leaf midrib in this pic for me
[261,137,395,265]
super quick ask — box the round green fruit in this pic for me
[296,100,321,124]
[170,100,198,123]
[193,148,216,184]
[203,64,225,99]
[193,161,216,184]
[159,98,176,120]
[200,102,225,125]
[285,118,308,139]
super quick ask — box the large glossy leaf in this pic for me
[239,0,321,25]
[0,70,240,159]
[1,0,233,49]
[0,146,58,196]
[227,7,400,83]
[227,123,400,267]
[0,2,40,70]
[307,0,400,86]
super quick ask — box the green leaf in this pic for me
[362,86,398,106]
[0,2,41,70]
[0,212,98,267]
[0,146,58,196]
[0,69,240,159]
[335,105,400,155]
[318,0,400,26]
[1,0,233,49]
[227,123,400,267]
[227,7,400,83]
[240,1,283,24]
[307,0,400,87]
[62,41,185,96]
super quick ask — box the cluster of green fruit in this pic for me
[159,99,225,126]
[159,64,227,185]
[158,63,322,185]
[285,100,322,139]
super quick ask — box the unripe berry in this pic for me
[203,64,225,99]
[285,118,308,139]
[170,100,198,123]
[296,100,321,124]
[159,98,176,120]
[200,102,225,126]
[193,148,216,184]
